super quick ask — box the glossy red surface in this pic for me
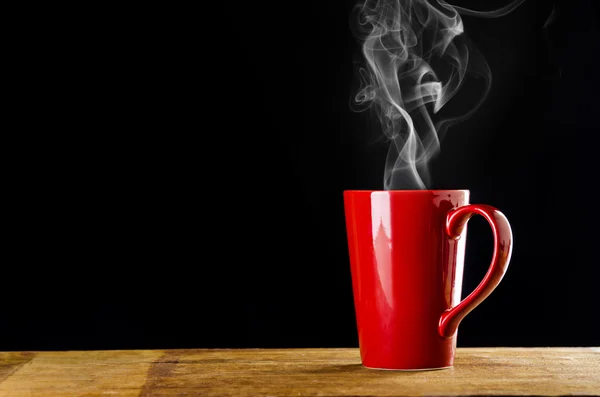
[344,190,513,370]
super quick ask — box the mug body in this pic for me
[344,190,469,370]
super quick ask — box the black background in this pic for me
[4,0,599,351]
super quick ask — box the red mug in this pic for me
[344,190,513,370]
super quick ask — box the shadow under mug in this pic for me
[343,190,513,370]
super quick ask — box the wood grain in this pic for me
[0,352,35,384]
[0,348,598,396]
[0,350,163,397]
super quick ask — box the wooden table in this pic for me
[0,348,598,396]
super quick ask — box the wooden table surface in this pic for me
[0,348,598,396]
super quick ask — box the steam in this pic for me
[542,5,562,81]
[353,0,526,189]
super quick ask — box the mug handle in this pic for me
[438,204,513,339]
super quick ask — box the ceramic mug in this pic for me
[344,190,513,370]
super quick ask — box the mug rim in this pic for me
[344,189,469,193]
